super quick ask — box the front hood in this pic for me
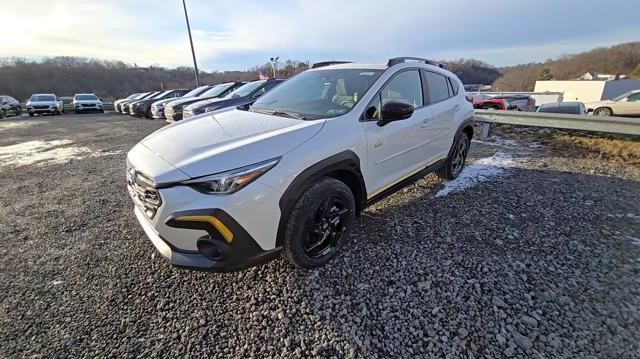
[140,109,325,178]
[152,98,180,107]
[187,97,239,110]
[75,100,102,105]
[167,96,216,109]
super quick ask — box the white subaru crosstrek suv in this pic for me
[127,57,474,272]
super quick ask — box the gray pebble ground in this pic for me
[1,114,639,357]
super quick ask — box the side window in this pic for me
[381,70,423,108]
[627,93,640,102]
[448,77,459,96]
[424,71,451,104]
[364,70,422,120]
[253,82,281,98]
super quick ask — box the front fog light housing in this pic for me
[183,158,280,194]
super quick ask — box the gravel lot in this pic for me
[1,113,639,358]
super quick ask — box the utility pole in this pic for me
[269,56,279,78]
[182,0,200,87]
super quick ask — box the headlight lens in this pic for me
[182,158,279,194]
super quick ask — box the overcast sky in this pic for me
[2,0,639,71]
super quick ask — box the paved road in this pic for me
[1,114,639,357]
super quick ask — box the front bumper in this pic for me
[75,105,103,112]
[129,177,284,272]
[28,107,58,114]
[151,107,165,119]
[134,207,280,272]
[165,108,183,122]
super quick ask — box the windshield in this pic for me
[251,69,383,119]
[75,94,98,101]
[612,91,633,101]
[153,91,172,99]
[183,85,210,98]
[200,83,235,98]
[227,81,265,98]
[30,95,55,102]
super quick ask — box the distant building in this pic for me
[534,79,640,103]
[578,72,627,81]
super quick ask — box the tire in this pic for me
[75,110,80,114]
[146,108,151,118]
[0,109,5,119]
[593,107,612,117]
[437,131,471,180]
[283,177,356,269]
[28,112,34,117]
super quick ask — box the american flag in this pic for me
[259,70,269,80]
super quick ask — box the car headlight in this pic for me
[182,158,280,194]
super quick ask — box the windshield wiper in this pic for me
[271,110,307,120]
[251,107,308,120]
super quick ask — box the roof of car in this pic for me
[312,63,388,70]
[540,102,582,108]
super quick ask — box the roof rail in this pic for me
[387,57,447,69]
[311,61,352,69]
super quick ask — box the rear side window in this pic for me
[423,71,450,104]
[448,78,459,96]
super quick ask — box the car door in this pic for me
[422,70,457,159]
[361,69,436,196]
[614,92,640,115]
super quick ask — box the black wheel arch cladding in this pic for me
[276,150,366,247]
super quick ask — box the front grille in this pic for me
[126,167,161,219]
[81,104,96,107]
[34,105,49,109]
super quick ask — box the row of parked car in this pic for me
[0,93,105,118]
[114,79,285,122]
[469,89,640,116]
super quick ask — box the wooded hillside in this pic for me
[493,42,640,91]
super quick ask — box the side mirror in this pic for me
[252,91,264,99]
[378,101,414,126]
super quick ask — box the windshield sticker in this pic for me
[359,72,376,76]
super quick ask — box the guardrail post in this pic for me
[480,123,491,139]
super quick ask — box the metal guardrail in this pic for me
[475,110,640,137]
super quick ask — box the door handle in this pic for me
[421,119,429,128]
[454,104,460,111]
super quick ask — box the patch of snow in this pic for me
[472,135,521,148]
[473,136,544,149]
[51,280,64,286]
[436,151,514,198]
[607,213,640,222]
[0,140,121,167]
[623,236,640,246]
[0,121,43,131]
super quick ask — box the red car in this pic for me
[473,98,516,110]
